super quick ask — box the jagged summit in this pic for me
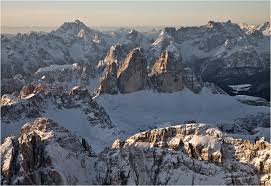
[51,19,104,42]
[117,47,147,93]
[103,43,128,66]
[56,20,90,32]
[258,21,270,36]
[149,49,200,93]
[1,18,270,185]
[150,50,183,75]
[127,29,143,40]
[1,120,270,185]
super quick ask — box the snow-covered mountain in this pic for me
[1,20,270,185]
[1,20,270,100]
[1,81,270,185]
[148,21,270,100]
[96,87,269,141]
[1,118,270,184]
[1,84,117,152]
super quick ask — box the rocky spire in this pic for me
[149,50,184,92]
[99,62,118,95]
[117,48,147,93]
[103,43,127,66]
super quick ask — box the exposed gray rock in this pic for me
[98,62,118,95]
[1,84,114,141]
[96,124,271,185]
[149,50,184,92]
[1,118,97,184]
[182,68,202,93]
[2,121,270,185]
[117,48,147,93]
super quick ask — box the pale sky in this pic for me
[1,1,270,28]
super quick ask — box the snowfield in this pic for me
[44,107,118,152]
[96,88,269,138]
[229,84,252,93]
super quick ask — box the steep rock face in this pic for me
[117,48,147,93]
[101,124,270,185]
[182,68,202,93]
[97,44,128,95]
[98,62,118,95]
[1,118,97,185]
[19,83,36,98]
[98,47,202,95]
[103,43,129,66]
[149,50,184,92]
[1,121,270,185]
[258,21,271,36]
[149,20,269,100]
[201,47,263,82]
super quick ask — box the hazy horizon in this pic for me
[1,1,270,33]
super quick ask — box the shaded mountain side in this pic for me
[202,69,270,101]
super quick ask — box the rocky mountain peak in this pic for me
[207,20,220,29]
[206,20,243,35]
[19,83,48,99]
[98,61,118,95]
[2,121,271,185]
[127,29,142,40]
[60,20,88,31]
[103,43,127,66]
[1,94,20,105]
[98,47,148,95]
[163,27,176,37]
[148,49,202,93]
[149,50,185,92]
[258,21,271,36]
[117,48,147,93]
[1,117,97,184]
[150,50,183,75]
[53,20,94,39]
[119,123,271,185]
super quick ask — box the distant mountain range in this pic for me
[1,20,270,185]
[1,20,270,100]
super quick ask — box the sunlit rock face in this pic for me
[117,48,147,93]
[107,124,271,185]
[103,43,128,66]
[2,121,270,185]
[149,50,185,92]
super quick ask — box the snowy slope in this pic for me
[96,88,269,138]
[43,107,117,152]
[234,95,270,106]
[1,87,118,153]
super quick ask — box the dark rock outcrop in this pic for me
[98,62,118,95]
[1,118,96,184]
